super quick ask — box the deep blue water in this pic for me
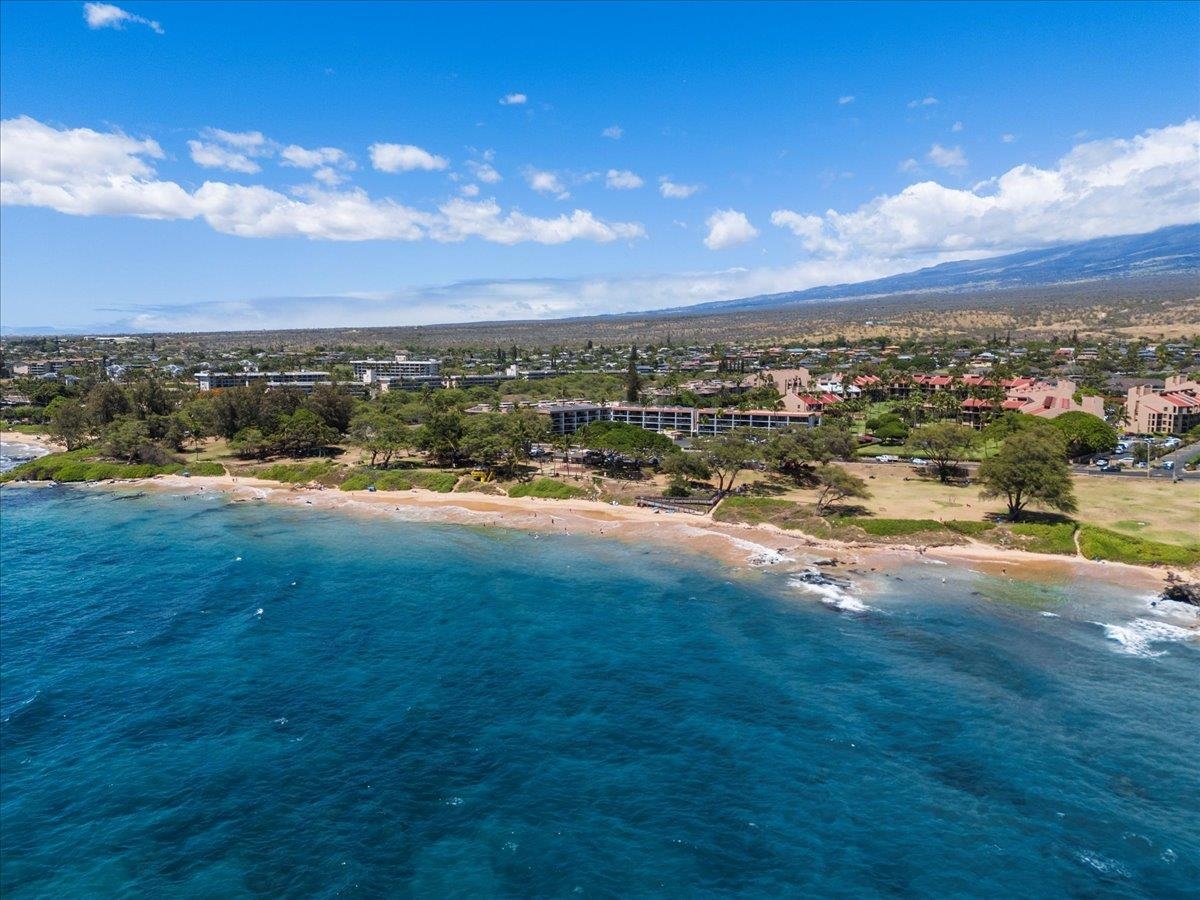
[2,486,1197,897]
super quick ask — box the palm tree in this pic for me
[555,431,575,476]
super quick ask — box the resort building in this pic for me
[958,378,1105,428]
[1124,376,1200,435]
[466,400,818,437]
[194,371,334,393]
[12,358,93,376]
[351,356,441,383]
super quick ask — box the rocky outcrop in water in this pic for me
[1160,582,1199,607]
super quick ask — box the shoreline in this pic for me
[6,470,1176,595]
[0,431,63,453]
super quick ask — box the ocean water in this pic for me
[1,486,1197,897]
[0,440,48,474]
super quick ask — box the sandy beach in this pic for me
[119,472,1176,594]
[0,431,63,453]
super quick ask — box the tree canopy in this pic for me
[1049,412,1117,458]
[575,420,675,458]
[694,428,763,494]
[764,424,857,483]
[978,427,1077,521]
[905,421,977,483]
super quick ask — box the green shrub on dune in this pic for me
[1006,522,1077,555]
[507,478,586,500]
[339,468,458,493]
[1078,526,1200,566]
[1,450,186,483]
[944,520,997,536]
[836,517,948,537]
[252,461,340,484]
[185,462,226,476]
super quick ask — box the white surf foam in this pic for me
[1098,618,1198,658]
[788,570,870,613]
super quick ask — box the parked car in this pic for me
[875,454,899,463]
[1162,460,1176,471]
[910,457,928,466]
[1117,456,1135,465]
[1094,458,1109,468]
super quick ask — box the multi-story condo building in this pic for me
[1125,376,1200,435]
[467,400,819,437]
[351,356,441,382]
[194,371,333,393]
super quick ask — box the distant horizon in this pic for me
[1,222,1196,338]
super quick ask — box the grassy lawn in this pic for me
[1071,476,1200,546]
[809,463,1200,550]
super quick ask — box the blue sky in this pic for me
[1,1,1197,331]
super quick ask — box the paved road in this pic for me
[1159,440,1200,467]
[1073,467,1198,481]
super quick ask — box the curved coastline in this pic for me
[5,468,1177,596]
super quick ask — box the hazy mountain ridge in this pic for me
[668,224,1200,315]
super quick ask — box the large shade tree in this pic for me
[1050,411,1118,459]
[978,427,1077,521]
[906,421,978,483]
[695,428,763,495]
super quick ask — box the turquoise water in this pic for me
[2,486,1197,897]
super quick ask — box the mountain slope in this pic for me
[673,223,1200,315]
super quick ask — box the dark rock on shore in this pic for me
[1160,582,1200,607]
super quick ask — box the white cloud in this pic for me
[838,95,855,105]
[1001,133,1016,144]
[703,209,758,250]
[499,93,527,105]
[769,119,1200,257]
[369,143,449,173]
[106,256,920,332]
[459,183,480,197]
[83,2,162,34]
[951,121,964,133]
[523,167,569,199]
[605,169,643,190]
[927,143,967,169]
[188,140,261,174]
[433,199,644,245]
[0,115,162,184]
[908,96,939,108]
[769,211,843,255]
[186,128,276,174]
[466,155,502,184]
[898,158,920,174]
[659,176,700,199]
[312,167,348,187]
[0,115,645,246]
[602,124,623,139]
[204,129,270,152]
[280,144,352,169]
